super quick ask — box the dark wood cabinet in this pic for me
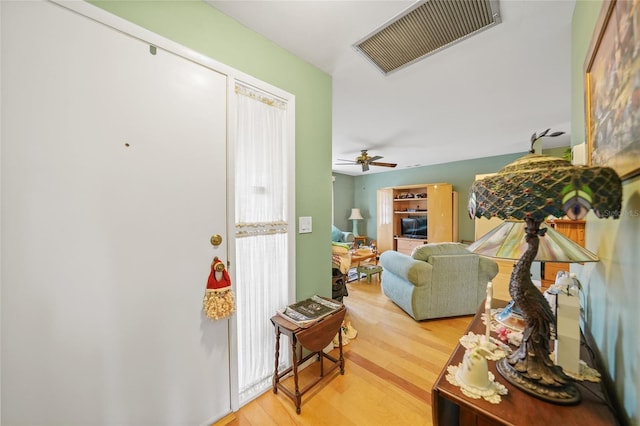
[432,303,621,425]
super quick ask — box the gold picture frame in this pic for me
[584,0,640,180]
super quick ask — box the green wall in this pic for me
[339,147,567,244]
[354,152,521,242]
[332,173,355,232]
[572,2,638,424]
[90,0,333,300]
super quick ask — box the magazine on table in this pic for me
[277,295,342,328]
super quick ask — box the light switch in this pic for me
[299,216,312,233]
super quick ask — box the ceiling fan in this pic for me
[336,150,398,172]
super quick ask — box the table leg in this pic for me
[291,335,301,414]
[273,326,281,394]
[338,328,344,375]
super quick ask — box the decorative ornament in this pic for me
[446,342,508,404]
[333,320,358,347]
[459,331,509,359]
[563,360,602,383]
[203,256,235,320]
[497,326,510,343]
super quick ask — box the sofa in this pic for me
[379,242,498,321]
[331,225,355,247]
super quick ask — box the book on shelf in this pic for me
[277,295,342,328]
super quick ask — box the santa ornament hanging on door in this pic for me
[203,256,235,320]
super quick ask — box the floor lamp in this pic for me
[468,129,622,405]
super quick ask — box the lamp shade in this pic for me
[468,153,621,222]
[468,220,599,263]
[348,208,364,220]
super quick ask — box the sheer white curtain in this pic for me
[234,83,290,404]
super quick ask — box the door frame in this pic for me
[47,0,297,414]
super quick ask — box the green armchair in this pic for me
[379,243,498,321]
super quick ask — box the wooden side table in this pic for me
[431,303,621,425]
[349,251,377,269]
[271,305,346,414]
[353,236,367,247]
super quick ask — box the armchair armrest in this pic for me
[379,250,432,286]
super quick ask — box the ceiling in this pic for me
[206,0,576,175]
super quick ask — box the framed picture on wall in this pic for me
[584,0,640,180]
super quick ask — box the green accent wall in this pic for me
[353,152,523,242]
[572,2,638,424]
[339,147,568,244]
[332,173,355,233]
[90,0,333,301]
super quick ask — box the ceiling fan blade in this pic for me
[340,150,394,171]
[369,161,397,168]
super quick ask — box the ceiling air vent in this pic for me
[353,0,501,75]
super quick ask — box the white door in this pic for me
[2,2,231,424]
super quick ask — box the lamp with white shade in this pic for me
[348,208,364,236]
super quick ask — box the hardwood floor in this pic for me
[213,275,474,426]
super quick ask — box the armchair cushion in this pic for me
[411,242,469,261]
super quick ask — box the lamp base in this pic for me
[351,220,359,237]
[496,358,580,405]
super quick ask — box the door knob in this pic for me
[210,234,222,247]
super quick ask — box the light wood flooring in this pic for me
[213,275,476,426]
